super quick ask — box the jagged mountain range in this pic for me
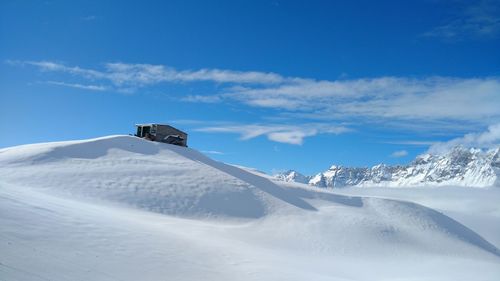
[274,146,500,188]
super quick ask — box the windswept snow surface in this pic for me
[1,136,499,280]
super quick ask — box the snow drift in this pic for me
[1,136,499,281]
[0,135,317,219]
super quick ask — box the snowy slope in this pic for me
[1,136,500,280]
[0,135,310,219]
[276,146,500,188]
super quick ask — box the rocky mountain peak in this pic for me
[274,146,500,188]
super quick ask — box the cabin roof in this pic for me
[135,123,188,135]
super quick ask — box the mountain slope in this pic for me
[276,146,500,188]
[1,136,499,280]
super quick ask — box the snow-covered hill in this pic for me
[276,146,500,188]
[1,136,499,280]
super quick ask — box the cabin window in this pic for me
[142,126,151,136]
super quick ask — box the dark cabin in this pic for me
[135,124,188,147]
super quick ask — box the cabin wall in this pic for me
[155,125,188,146]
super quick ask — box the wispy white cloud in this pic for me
[182,95,222,103]
[390,150,408,158]
[11,60,285,86]
[196,124,351,145]
[224,76,500,122]
[11,60,107,79]
[428,122,500,153]
[422,0,500,41]
[81,15,97,21]
[46,81,107,91]
[9,60,500,133]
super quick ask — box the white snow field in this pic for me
[1,136,499,281]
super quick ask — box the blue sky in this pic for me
[1,0,499,174]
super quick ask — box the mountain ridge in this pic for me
[275,146,500,188]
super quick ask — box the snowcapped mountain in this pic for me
[274,170,310,184]
[275,146,500,188]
